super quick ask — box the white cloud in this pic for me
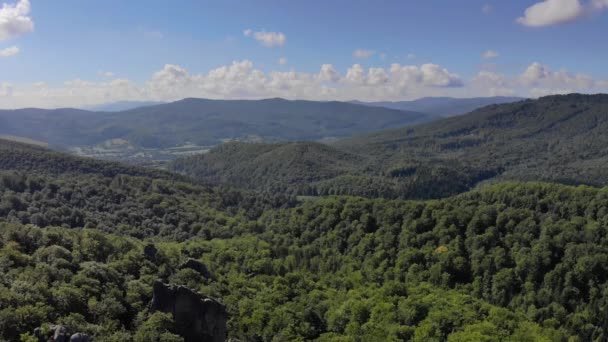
[520,62,595,90]
[243,29,286,47]
[345,64,366,84]
[353,49,375,59]
[517,0,608,27]
[0,0,33,41]
[278,57,287,65]
[1,60,607,108]
[407,53,416,60]
[389,63,463,87]
[482,50,499,59]
[0,82,12,96]
[367,67,389,85]
[471,71,515,96]
[317,64,340,82]
[0,45,18,57]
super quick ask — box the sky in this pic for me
[0,0,607,108]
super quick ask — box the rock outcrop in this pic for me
[150,280,227,342]
[32,325,90,342]
[70,333,91,342]
[180,258,213,279]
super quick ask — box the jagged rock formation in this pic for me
[180,258,213,279]
[150,280,227,342]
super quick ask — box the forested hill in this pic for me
[0,98,431,149]
[0,139,182,181]
[1,131,608,340]
[172,93,608,198]
[1,153,608,340]
[354,96,524,117]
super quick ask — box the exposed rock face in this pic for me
[53,325,69,342]
[151,280,227,342]
[33,325,89,342]
[180,258,213,279]
[70,333,91,342]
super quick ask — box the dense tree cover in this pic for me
[0,170,295,241]
[0,221,558,341]
[173,94,608,199]
[2,169,608,340]
[0,139,183,181]
[170,142,499,199]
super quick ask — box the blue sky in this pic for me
[0,0,607,108]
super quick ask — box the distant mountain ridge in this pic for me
[353,96,525,117]
[0,98,432,151]
[83,100,166,112]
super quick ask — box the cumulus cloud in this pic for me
[517,0,608,27]
[353,49,375,59]
[278,57,287,65]
[482,50,499,59]
[1,60,606,108]
[243,28,286,47]
[0,0,33,41]
[318,64,340,82]
[520,62,596,92]
[471,71,515,96]
[0,45,17,57]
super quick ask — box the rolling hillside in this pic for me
[0,140,603,340]
[172,94,608,198]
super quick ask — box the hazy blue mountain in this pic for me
[354,96,525,117]
[83,100,165,112]
[0,98,432,150]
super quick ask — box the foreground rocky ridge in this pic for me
[151,281,227,342]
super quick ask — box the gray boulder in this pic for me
[53,325,69,342]
[70,333,91,342]
[150,280,227,342]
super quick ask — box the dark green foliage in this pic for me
[1,121,608,340]
[0,139,182,181]
[2,175,608,340]
[173,94,608,199]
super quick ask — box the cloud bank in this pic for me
[0,60,606,109]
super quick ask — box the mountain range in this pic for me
[171,94,608,198]
[0,98,430,151]
[353,96,525,117]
